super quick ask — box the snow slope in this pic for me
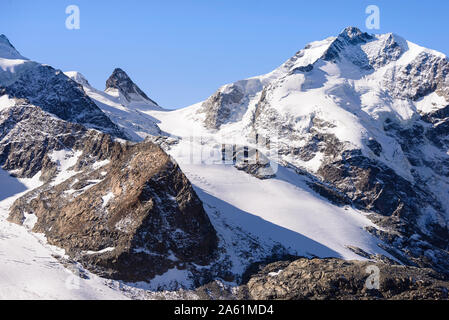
[0,169,128,299]
[149,134,394,262]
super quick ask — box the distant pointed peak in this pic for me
[0,34,25,59]
[107,68,131,83]
[105,68,158,106]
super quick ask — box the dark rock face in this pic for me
[422,105,449,123]
[0,99,90,179]
[318,153,419,218]
[316,151,449,275]
[0,66,126,139]
[199,83,245,129]
[386,52,449,101]
[366,138,382,156]
[2,100,218,282]
[11,141,217,281]
[106,68,158,105]
[244,258,449,300]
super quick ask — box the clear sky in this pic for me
[1,0,448,109]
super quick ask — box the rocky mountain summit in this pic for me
[164,26,449,278]
[106,68,159,106]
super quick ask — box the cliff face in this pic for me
[2,100,218,282]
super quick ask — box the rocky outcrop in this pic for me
[385,52,449,101]
[199,84,245,130]
[0,99,91,178]
[2,100,218,282]
[10,140,217,281]
[244,258,449,300]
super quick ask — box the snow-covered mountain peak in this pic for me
[65,71,91,88]
[155,27,449,183]
[140,28,449,277]
[337,26,374,44]
[262,27,408,83]
[105,68,159,107]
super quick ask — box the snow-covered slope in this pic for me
[171,148,391,261]
[141,27,449,274]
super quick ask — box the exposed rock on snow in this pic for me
[106,68,159,106]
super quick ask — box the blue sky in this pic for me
[1,0,448,109]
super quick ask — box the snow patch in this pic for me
[101,192,114,208]
[84,247,115,255]
[0,95,15,112]
[49,149,83,186]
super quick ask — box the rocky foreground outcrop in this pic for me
[1,100,218,282]
[244,258,449,300]
[194,257,449,300]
